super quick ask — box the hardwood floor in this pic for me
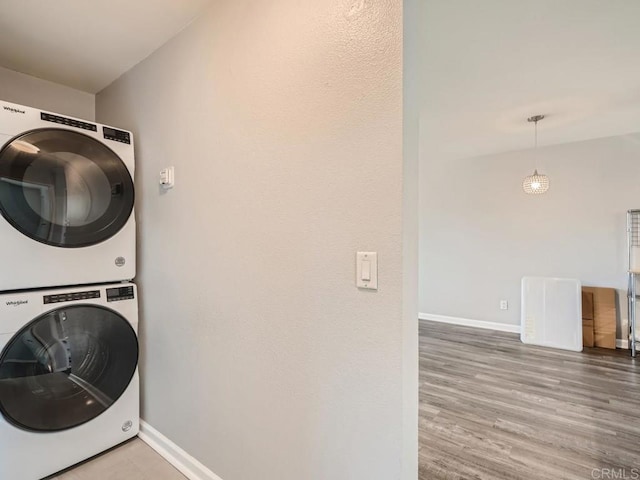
[419,320,640,480]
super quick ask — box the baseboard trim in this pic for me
[419,313,633,349]
[617,339,629,349]
[139,420,223,480]
[419,313,521,333]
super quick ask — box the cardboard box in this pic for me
[582,327,594,347]
[581,291,595,347]
[582,291,594,321]
[582,321,595,348]
[582,286,617,349]
[594,331,616,350]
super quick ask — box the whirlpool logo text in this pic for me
[2,106,26,114]
[6,300,28,307]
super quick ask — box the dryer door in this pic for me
[0,305,138,432]
[0,128,134,247]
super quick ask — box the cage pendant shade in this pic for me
[523,169,549,194]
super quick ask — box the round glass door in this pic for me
[0,129,134,248]
[0,305,138,432]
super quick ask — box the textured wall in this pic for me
[97,0,411,479]
[0,66,95,120]
[420,133,640,340]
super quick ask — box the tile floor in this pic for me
[47,438,186,480]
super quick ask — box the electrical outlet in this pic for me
[500,300,508,310]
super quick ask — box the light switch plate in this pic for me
[159,166,175,189]
[357,252,378,290]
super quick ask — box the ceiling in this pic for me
[420,0,640,161]
[2,0,638,153]
[0,0,212,94]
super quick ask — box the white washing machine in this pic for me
[0,100,135,291]
[0,282,139,480]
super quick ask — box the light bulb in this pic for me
[531,181,541,190]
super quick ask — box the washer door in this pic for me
[0,305,138,432]
[0,128,134,248]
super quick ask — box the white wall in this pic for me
[0,66,94,120]
[420,133,640,340]
[402,0,420,477]
[97,0,414,479]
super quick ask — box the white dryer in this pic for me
[0,100,135,291]
[0,282,139,480]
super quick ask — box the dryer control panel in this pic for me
[103,126,131,144]
[106,285,135,302]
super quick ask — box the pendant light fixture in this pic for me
[522,115,549,195]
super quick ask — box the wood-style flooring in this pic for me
[419,320,640,480]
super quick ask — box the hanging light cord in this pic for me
[527,114,544,172]
[534,118,538,170]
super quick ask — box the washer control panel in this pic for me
[44,290,100,304]
[106,285,135,302]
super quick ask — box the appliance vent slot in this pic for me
[44,290,101,304]
[41,112,97,131]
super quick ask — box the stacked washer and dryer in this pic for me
[0,100,139,479]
